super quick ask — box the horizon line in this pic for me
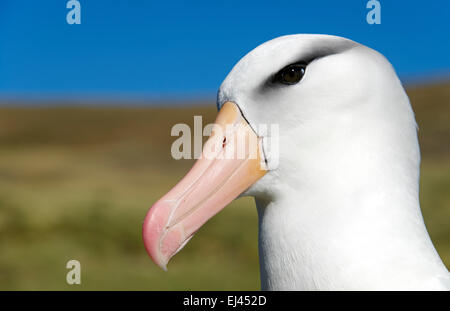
[0,73,448,106]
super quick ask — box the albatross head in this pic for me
[216,34,419,199]
[143,34,448,290]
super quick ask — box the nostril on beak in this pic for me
[222,137,227,148]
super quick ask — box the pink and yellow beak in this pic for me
[142,102,267,270]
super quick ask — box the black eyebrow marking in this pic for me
[259,40,357,91]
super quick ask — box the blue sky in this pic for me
[0,0,449,101]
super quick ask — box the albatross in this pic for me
[142,34,450,290]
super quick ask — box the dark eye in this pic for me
[274,63,306,85]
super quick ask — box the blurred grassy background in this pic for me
[0,82,449,290]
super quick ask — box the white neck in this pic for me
[255,174,448,290]
[254,99,449,290]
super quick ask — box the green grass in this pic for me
[0,82,449,290]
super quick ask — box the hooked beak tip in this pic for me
[142,205,170,271]
[143,234,169,271]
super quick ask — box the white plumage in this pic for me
[217,34,449,290]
